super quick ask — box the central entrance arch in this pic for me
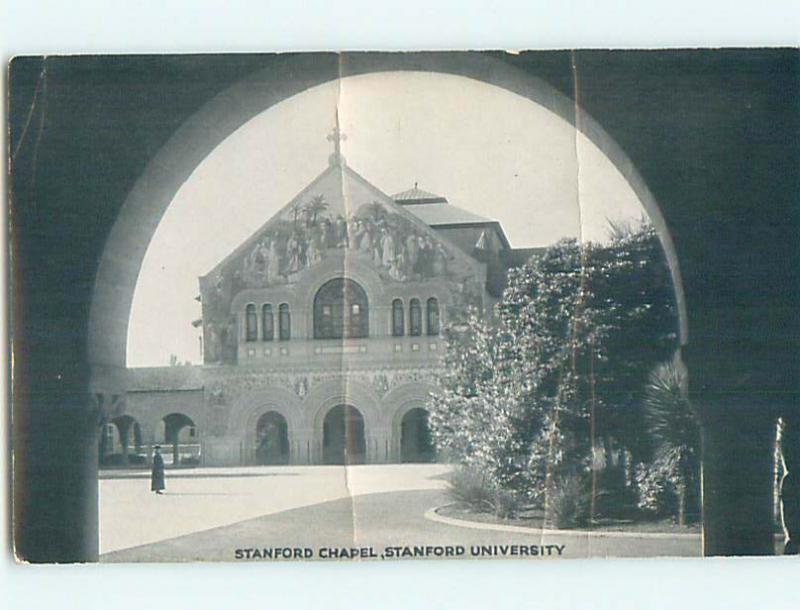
[323,404,366,465]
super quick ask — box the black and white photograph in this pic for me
[7,44,799,579]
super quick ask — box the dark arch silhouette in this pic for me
[255,411,290,465]
[102,415,143,467]
[409,298,422,336]
[400,408,436,463]
[391,298,404,336]
[161,413,197,467]
[261,304,274,341]
[278,303,291,341]
[426,297,440,336]
[323,404,366,465]
[245,304,257,342]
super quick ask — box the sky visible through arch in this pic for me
[127,71,649,367]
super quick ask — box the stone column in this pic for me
[13,387,103,563]
[700,396,777,556]
[367,429,390,463]
[118,418,132,466]
[391,434,402,464]
[292,428,314,465]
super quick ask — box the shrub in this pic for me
[633,458,677,516]
[492,488,523,519]
[447,466,496,513]
[447,466,525,518]
[548,474,589,529]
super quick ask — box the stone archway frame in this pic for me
[384,381,439,462]
[305,377,383,463]
[227,386,304,464]
[88,52,688,397]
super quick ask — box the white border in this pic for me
[3,2,799,609]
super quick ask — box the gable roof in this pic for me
[202,161,484,280]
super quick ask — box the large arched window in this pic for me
[409,298,422,336]
[426,297,440,335]
[391,299,404,337]
[278,303,290,341]
[245,304,258,342]
[262,304,274,341]
[313,278,369,339]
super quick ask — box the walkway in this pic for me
[100,465,700,561]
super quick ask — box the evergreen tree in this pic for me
[428,224,679,518]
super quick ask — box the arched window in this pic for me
[392,299,405,337]
[409,298,422,336]
[262,304,274,341]
[426,297,440,335]
[313,278,369,339]
[279,303,290,341]
[245,304,258,342]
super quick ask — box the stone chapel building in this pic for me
[102,130,538,468]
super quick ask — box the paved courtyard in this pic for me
[100,464,700,562]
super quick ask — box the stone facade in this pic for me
[108,143,529,467]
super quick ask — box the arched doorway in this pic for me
[101,415,144,467]
[400,408,436,463]
[161,413,199,467]
[255,411,289,465]
[323,404,366,465]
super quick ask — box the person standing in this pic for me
[151,445,165,495]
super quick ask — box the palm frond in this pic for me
[642,361,699,454]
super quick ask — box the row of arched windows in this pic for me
[245,303,291,342]
[392,297,440,337]
[245,298,439,341]
[243,281,440,343]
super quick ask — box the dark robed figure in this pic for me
[151,445,165,494]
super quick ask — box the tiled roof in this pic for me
[126,366,205,392]
[402,202,494,226]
